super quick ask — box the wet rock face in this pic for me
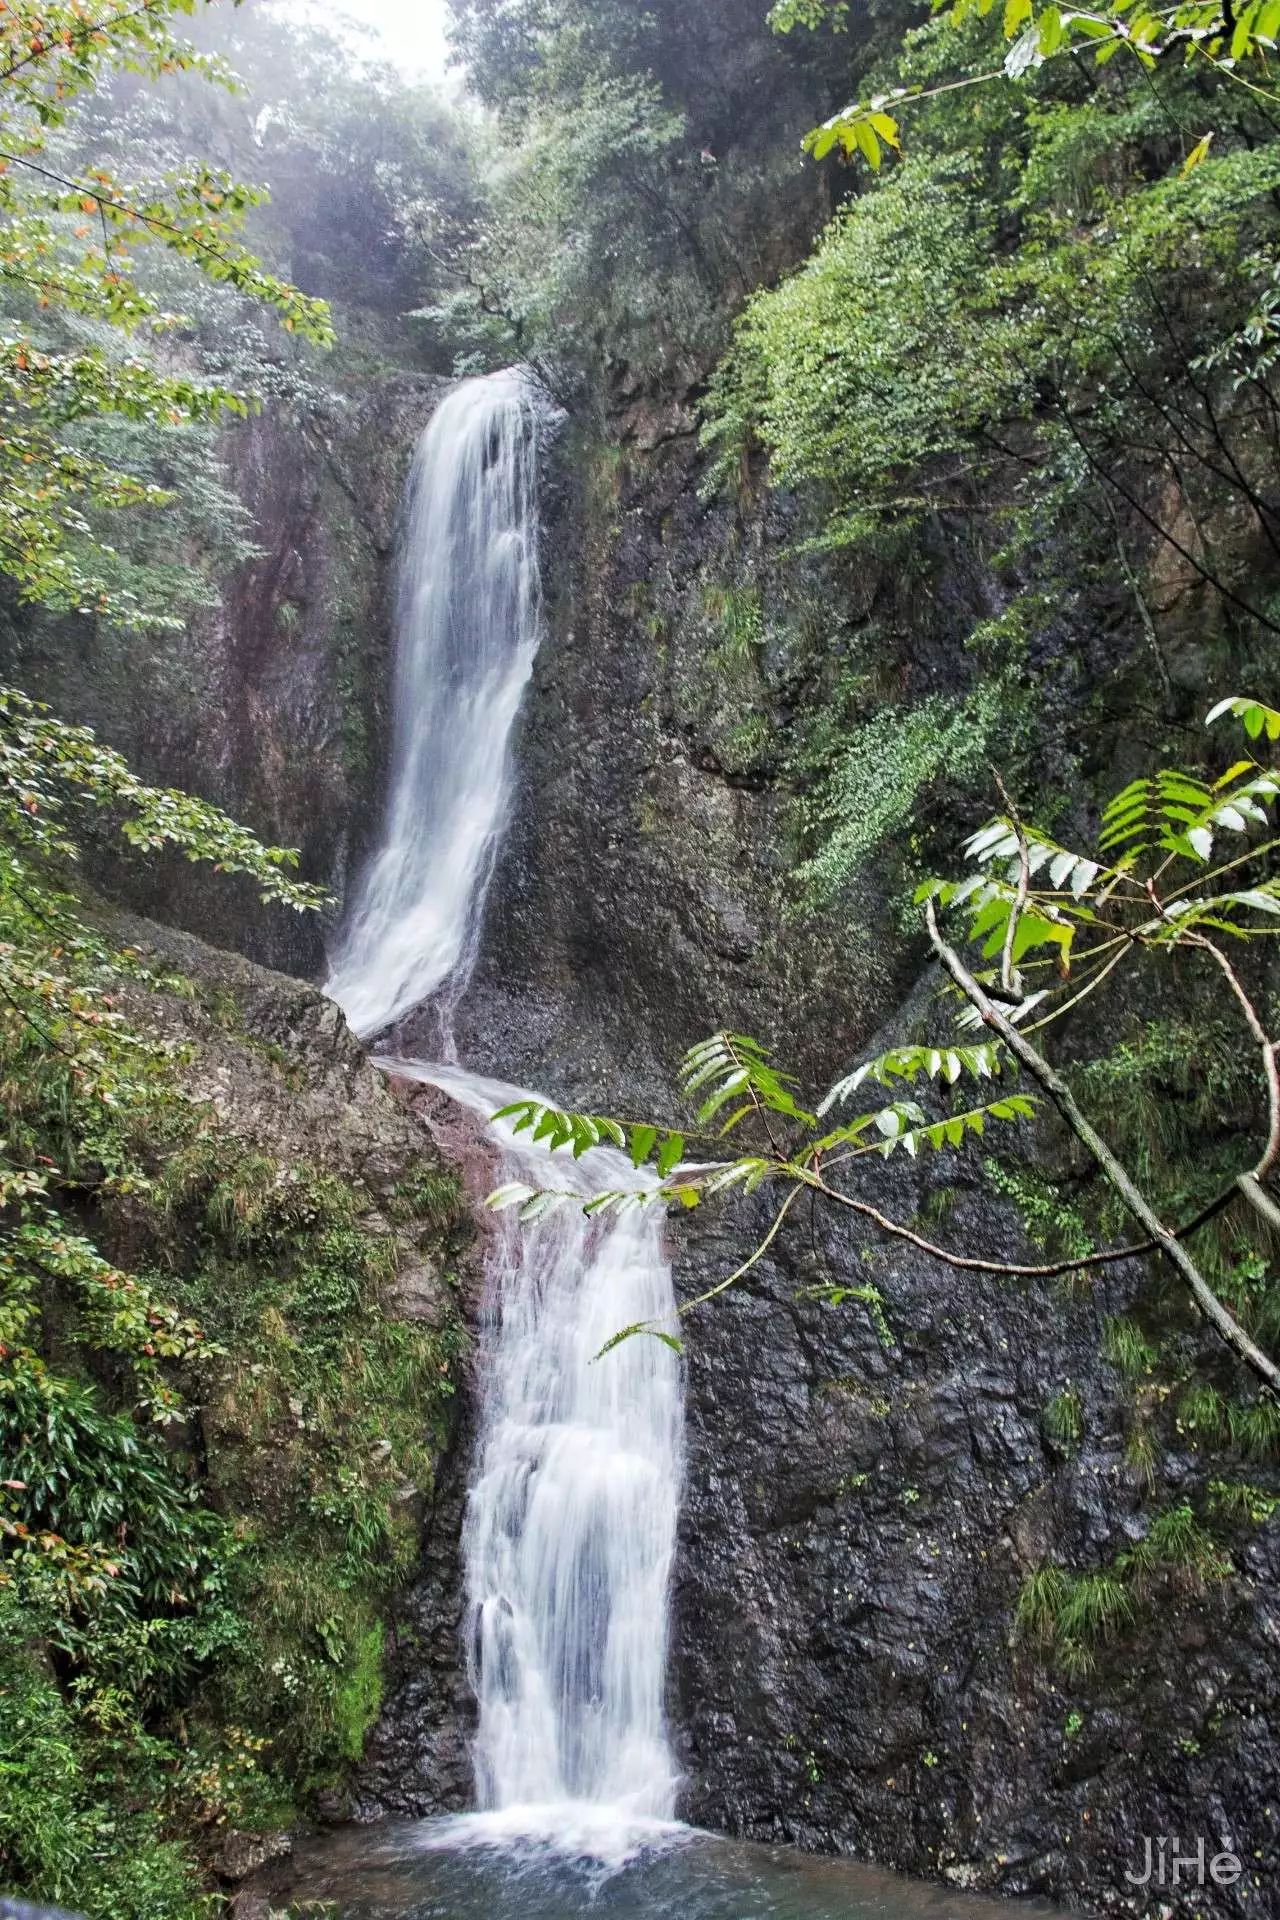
[352,1083,502,1823]
[667,1157,1280,1915]
[440,421,910,1111]
[353,1402,478,1822]
[427,416,1280,1915]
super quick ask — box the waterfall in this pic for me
[325,371,684,1856]
[384,1061,683,1846]
[325,369,543,1042]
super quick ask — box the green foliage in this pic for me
[0,0,331,629]
[0,685,328,910]
[1,974,464,1903]
[705,155,998,501]
[1017,1501,1231,1669]
[795,682,1015,907]
[1043,1384,1083,1445]
[0,9,474,1913]
[821,1040,1006,1110]
[983,1159,1095,1264]
[386,1165,465,1228]
[1206,1477,1279,1522]
[439,0,822,389]
[1125,1417,1160,1489]
[1102,1315,1158,1377]
[490,1027,1039,1238]
[811,1279,896,1347]
[790,0,1280,172]
[920,699,1280,1023]
[0,1622,212,1920]
[1207,696,1280,741]
[333,1623,386,1766]
[704,0,1280,799]
[1129,1501,1233,1584]
[1178,1382,1280,1458]
[703,583,765,667]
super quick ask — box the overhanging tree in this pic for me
[492,695,1280,1397]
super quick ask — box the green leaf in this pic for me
[594,1322,684,1361]
[629,1123,657,1169]
[1181,132,1214,177]
[853,119,882,169]
[656,1132,685,1179]
[1037,3,1066,49]
[1206,695,1280,742]
[1231,0,1261,58]
[486,1182,538,1211]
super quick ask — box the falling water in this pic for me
[325,369,543,1041]
[325,371,684,1859]
[383,1061,683,1852]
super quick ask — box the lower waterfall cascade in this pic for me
[325,370,684,1857]
[384,1062,683,1855]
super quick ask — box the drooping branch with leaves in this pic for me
[773,0,1280,173]
[491,697,1280,1394]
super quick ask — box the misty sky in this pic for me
[318,0,454,79]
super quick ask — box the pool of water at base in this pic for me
[276,1813,1080,1920]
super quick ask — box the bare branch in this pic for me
[800,1168,1237,1281]
[1185,933,1280,1185]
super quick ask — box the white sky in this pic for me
[292,0,455,80]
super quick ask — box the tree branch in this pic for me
[799,1168,1235,1280]
[925,898,1280,1392]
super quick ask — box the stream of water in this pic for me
[318,370,1073,1918]
[325,368,543,1041]
[327,368,684,1859]
[383,1059,682,1845]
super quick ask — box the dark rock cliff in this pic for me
[413,406,1277,1917]
[670,1154,1280,1914]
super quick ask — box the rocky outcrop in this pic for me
[349,1081,504,1822]
[1,373,446,977]
[440,421,921,1107]
[415,413,1279,1916]
[104,908,457,1204]
[669,1146,1280,1914]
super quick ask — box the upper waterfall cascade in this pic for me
[325,368,544,1042]
[324,371,683,1853]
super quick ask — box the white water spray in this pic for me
[325,372,684,1857]
[325,369,543,1041]
[385,1062,683,1848]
